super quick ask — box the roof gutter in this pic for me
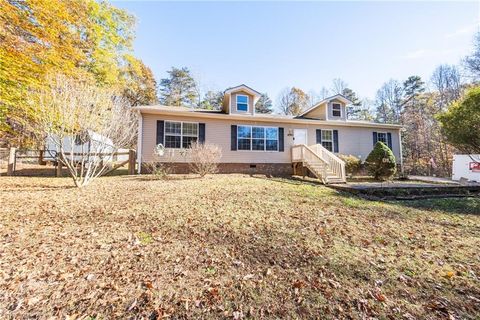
[135,107,403,130]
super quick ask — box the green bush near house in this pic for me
[365,142,397,180]
[338,154,362,176]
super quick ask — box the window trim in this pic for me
[377,131,388,144]
[236,94,249,112]
[321,129,334,152]
[332,103,342,117]
[236,125,279,152]
[164,120,199,149]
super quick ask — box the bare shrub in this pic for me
[144,145,175,179]
[188,142,222,177]
[144,162,173,179]
[32,74,136,187]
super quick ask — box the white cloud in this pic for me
[445,24,479,38]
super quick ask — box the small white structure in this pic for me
[452,155,480,182]
[44,130,123,162]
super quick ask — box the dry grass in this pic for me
[0,175,479,319]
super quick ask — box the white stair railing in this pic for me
[309,144,346,182]
[291,144,346,183]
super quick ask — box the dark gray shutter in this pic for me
[199,123,205,144]
[316,129,322,144]
[278,127,284,152]
[156,120,164,145]
[231,125,237,151]
[333,130,339,153]
[387,132,392,149]
[373,132,378,146]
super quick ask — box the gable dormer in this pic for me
[298,94,351,121]
[223,84,261,115]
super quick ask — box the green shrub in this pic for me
[338,154,362,175]
[365,142,396,181]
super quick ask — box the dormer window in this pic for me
[236,95,248,112]
[332,103,341,117]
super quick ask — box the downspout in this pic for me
[137,112,143,174]
[398,129,404,175]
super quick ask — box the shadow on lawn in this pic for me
[127,174,203,182]
[389,196,480,215]
[254,175,480,216]
[250,174,324,187]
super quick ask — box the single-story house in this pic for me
[135,84,403,183]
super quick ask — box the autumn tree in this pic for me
[255,93,273,113]
[401,76,427,172]
[121,55,158,106]
[0,0,91,146]
[0,0,150,147]
[159,67,199,107]
[200,90,224,110]
[278,87,310,116]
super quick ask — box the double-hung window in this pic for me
[237,125,278,151]
[377,132,387,144]
[236,95,248,112]
[321,130,333,152]
[332,103,341,117]
[164,121,198,148]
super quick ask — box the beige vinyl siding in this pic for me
[303,103,327,119]
[222,94,230,113]
[141,113,401,164]
[229,90,255,115]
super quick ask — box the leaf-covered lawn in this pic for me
[0,175,479,319]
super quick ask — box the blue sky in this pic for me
[113,1,479,103]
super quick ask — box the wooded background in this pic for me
[1,0,478,177]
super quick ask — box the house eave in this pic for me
[134,106,403,129]
[299,94,352,117]
[224,84,262,97]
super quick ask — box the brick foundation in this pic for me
[142,162,293,176]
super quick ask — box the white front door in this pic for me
[293,129,307,145]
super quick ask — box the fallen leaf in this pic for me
[243,274,254,281]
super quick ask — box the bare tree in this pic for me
[307,90,320,107]
[331,78,348,95]
[464,32,480,80]
[33,74,137,187]
[319,87,330,100]
[375,79,403,123]
[277,87,310,116]
[430,64,462,111]
[278,87,295,115]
